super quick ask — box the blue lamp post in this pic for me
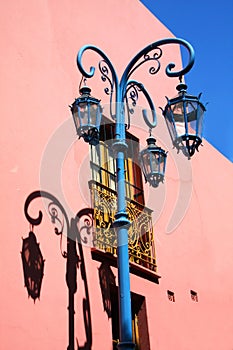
[71,38,205,349]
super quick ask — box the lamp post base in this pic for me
[117,341,135,349]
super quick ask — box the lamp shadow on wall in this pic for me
[98,261,117,319]
[22,190,93,350]
[21,231,45,302]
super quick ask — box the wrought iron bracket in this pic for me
[76,38,195,130]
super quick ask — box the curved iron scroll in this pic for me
[76,38,195,129]
[120,38,194,86]
[125,80,157,129]
[77,44,119,120]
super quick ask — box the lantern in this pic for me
[70,85,102,146]
[162,81,206,158]
[140,135,167,187]
[21,231,44,302]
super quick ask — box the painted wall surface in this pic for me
[1,1,232,350]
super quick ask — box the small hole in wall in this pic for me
[167,290,175,302]
[190,290,198,302]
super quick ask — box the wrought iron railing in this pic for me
[89,180,157,272]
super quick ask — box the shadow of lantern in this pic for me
[98,261,116,318]
[21,231,45,302]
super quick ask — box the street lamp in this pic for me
[162,78,206,158]
[71,38,205,350]
[140,134,167,188]
[70,84,102,146]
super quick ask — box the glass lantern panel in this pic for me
[141,152,152,176]
[158,154,165,175]
[172,102,186,137]
[142,151,165,176]
[162,154,167,173]
[185,101,198,135]
[72,105,81,131]
[90,103,100,126]
[78,102,99,128]
[197,105,205,138]
[150,153,159,174]
[164,106,177,141]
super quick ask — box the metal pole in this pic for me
[113,108,135,349]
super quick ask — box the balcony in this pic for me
[89,180,160,281]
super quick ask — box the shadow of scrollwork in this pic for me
[23,190,93,350]
[75,208,94,350]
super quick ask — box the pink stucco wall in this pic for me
[1,1,232,349]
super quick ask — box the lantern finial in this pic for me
[176,76,187,93]
[79,77,91,96]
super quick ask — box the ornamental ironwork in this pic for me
[89,180,157,271]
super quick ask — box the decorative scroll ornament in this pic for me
[126,47,162,79]
[99,60,114,95]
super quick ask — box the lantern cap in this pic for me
[145,135,166,155]
[79,85,91,96]
[176,76,187,94]
[74,82,101,105]
[176,81,188,93]
[146,135,157,146]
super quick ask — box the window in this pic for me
[90,116,144,204]
[90,120,116,192]
[89,116,157,272]
[110,285,150,350]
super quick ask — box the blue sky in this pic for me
[140,0,233,162]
